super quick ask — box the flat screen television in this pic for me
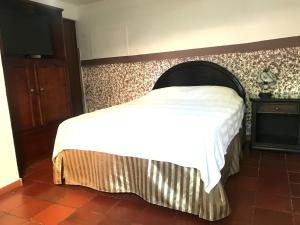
[0,9,54,57]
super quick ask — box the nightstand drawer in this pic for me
[257,103,299,114]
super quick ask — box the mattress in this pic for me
[53,86,244,192]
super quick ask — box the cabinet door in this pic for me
[3,62,38,131]
[36,63,71,124]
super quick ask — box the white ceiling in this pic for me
[59,0,102,5]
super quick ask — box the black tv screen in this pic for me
[0,10,54,57]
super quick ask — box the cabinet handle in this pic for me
[30,88,35,93]
[40,88,45,92]
[275,106,280,111]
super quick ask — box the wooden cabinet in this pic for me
[0,1,83,175]
[3,59,72,173]
[250,98,300,152]
[4,60,71,130]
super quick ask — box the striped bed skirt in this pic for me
[53,133,241,221]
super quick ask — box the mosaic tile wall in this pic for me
[81,47,300,135]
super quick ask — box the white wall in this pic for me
[77,0,300,60]
[0,55,20,188]
[30,0,79,20]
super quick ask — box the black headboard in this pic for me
[153,61,246,101]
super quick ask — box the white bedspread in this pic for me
[53,86,244,192]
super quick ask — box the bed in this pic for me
[52,61,246,221]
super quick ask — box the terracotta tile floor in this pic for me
[1,146,300,225]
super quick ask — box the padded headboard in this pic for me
[153,61,246,101]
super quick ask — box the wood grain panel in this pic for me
[37,63,71,124]
[63,19,83,116]
[3,61,37,131]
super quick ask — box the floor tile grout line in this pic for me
[250,150,261,225]
[2,181,98,221]
[286,152,297,225]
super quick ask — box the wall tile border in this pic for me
[81,36,300,66]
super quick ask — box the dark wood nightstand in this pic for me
[250,97,300,152]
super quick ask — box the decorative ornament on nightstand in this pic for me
[257,67,277,98]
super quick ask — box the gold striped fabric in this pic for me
[53,133,241,221]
